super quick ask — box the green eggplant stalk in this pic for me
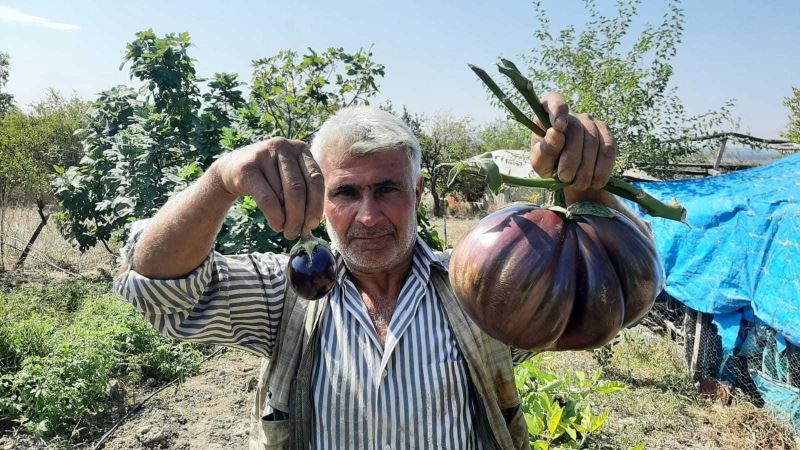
[467,60,687,223]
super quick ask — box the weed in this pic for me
[516,354,625,449]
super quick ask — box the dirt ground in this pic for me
[98,350,259,450]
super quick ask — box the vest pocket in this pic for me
[255,410,294,450]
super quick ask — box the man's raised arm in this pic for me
[114,137,324,358]
[130,137,324,279]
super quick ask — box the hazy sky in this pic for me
[1,0,798,138]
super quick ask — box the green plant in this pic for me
[243,47,385,141]
[479,119,531,152]
[784,87,800,143]
[0,50,12,115]
[515,355,625,449]
[0,282,204,438]
[501,0,735,178]
[53,30,387,256]
[416,203,445,251]
[592,338,620,374]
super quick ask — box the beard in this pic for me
[329,214,418,274]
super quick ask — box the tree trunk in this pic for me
[15,199,49,270]
[429,172,445,218]
[432,190,444,217]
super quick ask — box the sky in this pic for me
[1,0,798,139]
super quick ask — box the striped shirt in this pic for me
[114,220,533,449]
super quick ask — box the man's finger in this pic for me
[556,115,584,183]
[299,150,325,236]
[541,92,569,133]
[277,150,307,240]
[530,127,564,178]
[570,114,600,191]
[259,150,284,206]
[592,121,617,190]
[241,169,284,232]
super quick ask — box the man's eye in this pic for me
[334,188,357,197]
[377,185,397,194]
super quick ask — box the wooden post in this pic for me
[442,200,448,247]
[713,137,728,171]
[15,199,49,270]
[690,311,705,377]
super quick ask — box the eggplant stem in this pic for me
[603,178,687,222]
[468,60,687,223]
[496,59,552,129]
[468,64,545,137]
[499,173,569,190]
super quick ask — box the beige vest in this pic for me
[248,266,529,450]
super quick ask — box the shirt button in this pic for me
[382,369,388,377]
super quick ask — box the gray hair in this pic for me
[310,106,422,182]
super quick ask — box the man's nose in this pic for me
[355,195,382,227]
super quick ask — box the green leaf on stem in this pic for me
[447,152,503,194]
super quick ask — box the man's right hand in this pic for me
[211,137,325,240]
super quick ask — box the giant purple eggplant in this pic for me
[448,203,664,351]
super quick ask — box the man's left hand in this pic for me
[529,93,617,201]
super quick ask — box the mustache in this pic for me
[347,224,395,239]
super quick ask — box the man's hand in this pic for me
[211,137,325,240]
[529,93,617,201]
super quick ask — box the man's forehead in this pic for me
[320,148,412,184]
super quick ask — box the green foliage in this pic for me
[53,30,386,255]
[123,30,200,133]
[239,47,385,141]
[0,91,90,202]
[480,119,531,151]
[508,0,734,178]
[0,51,13,115]
[515,354,625,449]
[784,87,800,143]
[52,30,243,252]
[390,106,485,216]
[0,281,204,437]
[416,203,444,251]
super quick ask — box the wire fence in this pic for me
[644,293,800,431]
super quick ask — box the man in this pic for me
[114,93,651,449]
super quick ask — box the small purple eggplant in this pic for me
[287,236,336,300]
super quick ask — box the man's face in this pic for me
[320,148,422,274]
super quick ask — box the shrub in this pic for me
[0,282,204,437]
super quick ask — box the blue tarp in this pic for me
[631,153,800,346]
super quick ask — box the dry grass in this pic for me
[429,215,481,248]
[0,206,114,281]
[543,327,799,449]
[705,397,799,450]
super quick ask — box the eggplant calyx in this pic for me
[289,235,331,269]
[545,202,616,220]
[565,202,616,219]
